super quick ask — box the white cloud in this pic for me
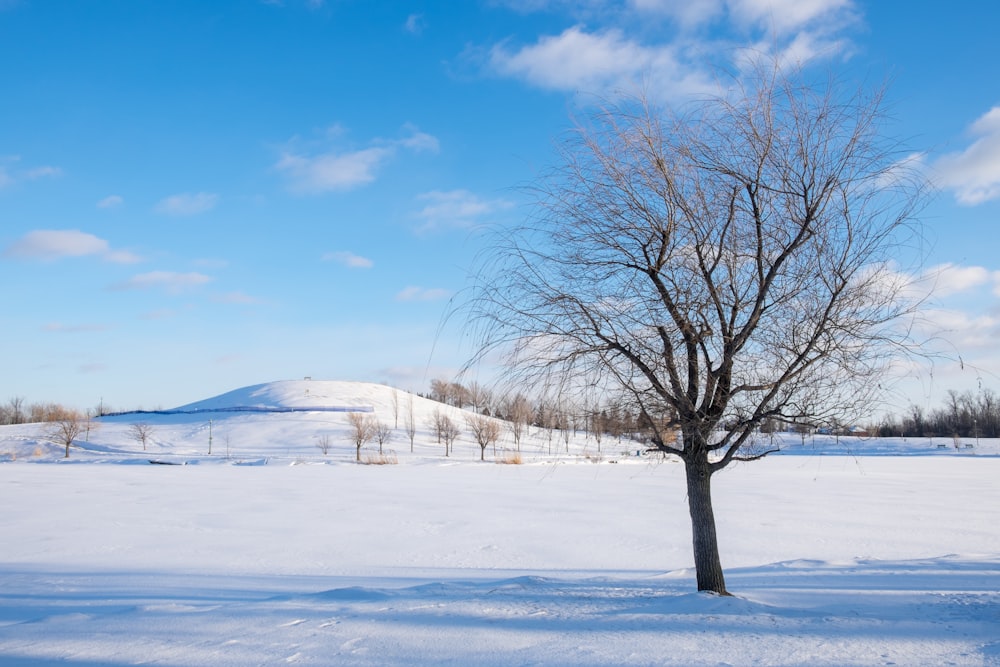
[404,13,425,35]
[276,125,439,195]
[154,192,219,216]
[23,165,62,180]
[487,1,857,100]
[113,271,213,293]
[727,0,855,35]
[398,124,440,153]
[97,195,124,209]
[935,106,1000,206]
[323,251,374,269]
[414,189,513,232]
[395,286,452,302]
[921,263,995,298]
[490,26,717,100]
[628,0,724,26]
[211,291,264,305]
[277,147,392,193]
[0,155,61,189]
[2,229,141,264]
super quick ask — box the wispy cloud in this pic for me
[211,291,264,305]
[919,263,998,298]
[490,26,713,100]
[276,125,439,194]
[97,194,124,209]
[323,251,374,268]
[154,192,219,216]
[43,322,110,334]
[414,189,513,232]
[277,147,393,193]
[395,285,452,302]
[0,155,61,189]
[934,106,1000,206]
[2,229,141,264]
[112,271,213,294]
[404,13,426,35]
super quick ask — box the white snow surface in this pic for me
[1,380,998,666]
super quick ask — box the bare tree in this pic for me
[128,422,155,451]
[3,396,25,425]
[347,412,377,462]
[375,420,393,454]
[465,413,502,461]
[316,433,332,455]
[503,393,531,452]
[440,414,460,457]
[48,412,86,458]
[390,386,399,428]
[404,393,417,452]
[468,63,923,594]
[427,407,446,447]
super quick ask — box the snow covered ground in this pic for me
[1,380,998,666]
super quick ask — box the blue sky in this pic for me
[1,0,998,413]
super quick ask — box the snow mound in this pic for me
[172,379,388,412]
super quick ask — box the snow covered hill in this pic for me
[2,379,997,464]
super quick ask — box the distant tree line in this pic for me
[423,378,678,451]
[423,380,1000,444]
[0,396,85,425]
[875,389,1000,439]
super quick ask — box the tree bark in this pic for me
[684,456,729,595]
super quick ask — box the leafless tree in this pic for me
[427,407,446,446]
[465,413,502,461]
[47,412,86,458]
[375,420,393,454]
[440,414,460,457]
[503,393,532,451]
[3,396,25,425]
[316,433,332,455]
[347,412,377,462]
[467,63,923,594]
[404,393,417,452]
[128,422,155,451]
[390,386,399,428]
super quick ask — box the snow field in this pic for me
[1,380,998,665]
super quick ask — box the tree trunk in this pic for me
[684,456,729,595]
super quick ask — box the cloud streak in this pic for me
[395,286,452,302]
[154,192,219,216]
[276,125,439,194]
[2,229,141,264]
[112,271,213,294]
[323,251,374,268]
[414,189,513,232]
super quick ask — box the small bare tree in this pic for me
[316,433,332,455]
[466,413,502,461]
[375,420,393,454]
[347,412,377,462]
[468,62,923,594]
[390,386,399,428]
[48,412,85,458]
[404,393,417,452]
[128,422,155,451]
[440,414,460,457]
[427,408,446,446]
